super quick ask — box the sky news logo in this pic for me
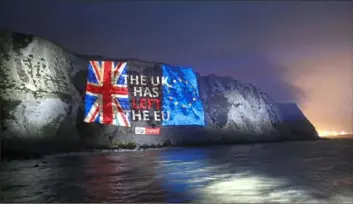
[135,127,160,135]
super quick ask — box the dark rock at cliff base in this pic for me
[0,28,319,157]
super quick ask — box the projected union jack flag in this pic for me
[84,61,131,127]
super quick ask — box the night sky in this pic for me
[0,0,352,133]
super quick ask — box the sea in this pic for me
[1,136,353,203]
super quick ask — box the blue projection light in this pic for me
[162,64,205,126]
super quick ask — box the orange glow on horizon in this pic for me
[318,130,351,137]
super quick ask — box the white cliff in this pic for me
[0,29,318,156]
[0,31,84,154]
[198,74,286,142]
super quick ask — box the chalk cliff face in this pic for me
[0,30,86,154]
[0,29,319,155]
[198,75,286,140]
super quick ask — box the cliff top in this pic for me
[0,27,268,93]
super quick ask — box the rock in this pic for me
[0,30,81,155]
[277,103,319,140]
[0,28,319,156]
[199,74,285,141]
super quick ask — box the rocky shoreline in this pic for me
[1,136,323,162]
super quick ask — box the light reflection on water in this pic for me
[1,139,353,203]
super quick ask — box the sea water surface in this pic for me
[1,138,353,203]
